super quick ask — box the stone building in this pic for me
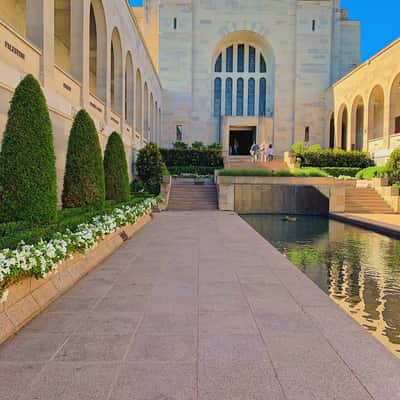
[327,38,400,165]
[138,0,360,156]
[0,0,162,201]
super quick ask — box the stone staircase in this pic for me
[224,156,289,172]
[168,179,218,211]
[344,187,394,214]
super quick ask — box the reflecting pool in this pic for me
[242,215,400,357]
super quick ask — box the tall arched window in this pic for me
[259,78,266,116]
[225,78,233,116]
[135,69,142,134]
[226,46,233,73]
[236,78,244,116]
[248,78,255,116]
[214,78,222,117]
[215,54,222,73]
[213,43,269,118]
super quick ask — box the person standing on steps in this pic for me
[268,144,274,162]
[250,142,260,163]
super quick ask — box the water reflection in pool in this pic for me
[242,215,400,357]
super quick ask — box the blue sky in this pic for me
[342,0,399,61]
[128,0,399,61]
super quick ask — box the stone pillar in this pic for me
[71,0,90,109]
[26,0,54,88]
[363,100,370,151]
[383,98,391,149]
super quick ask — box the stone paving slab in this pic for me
[0,211,399,399]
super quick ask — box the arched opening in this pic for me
[329,114,335,149]
[144,83,149,140]
[368,85,385,140]
[158,108,162,144]
[150,93,154,141]
[351,96,364,151]
[110,28,123,114]
[89,0,107,101]
[155,101,158,143]
[0,0,26,37]
[389,74,400,136]
[211,31,274,118]
[54,0,71,73]
[337,105,348,150]
[135,69,142,134]
[125,52,134,126]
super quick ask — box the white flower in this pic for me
[0,289,9,303]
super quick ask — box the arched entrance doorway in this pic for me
[352,96,364,151]
[337,105,348,150]
[329,114,335,149]
[390,74,400,136]
[368,85,385,141]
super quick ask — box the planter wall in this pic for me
[0,213,152,344]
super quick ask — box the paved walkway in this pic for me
[1,212,400,400]
[332,212,400,237]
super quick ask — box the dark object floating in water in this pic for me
[283,216,297,222]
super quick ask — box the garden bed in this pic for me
[0,198,157,344]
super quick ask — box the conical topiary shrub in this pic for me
[103,132,130,203]
[0,74,57,224]
[62,110,105,209]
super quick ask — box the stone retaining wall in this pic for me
[0,213,152,344]
[217,176,356,214]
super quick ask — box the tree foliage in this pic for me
[0,74,57,224]
[62,110,105,209]
[104,132,130,202]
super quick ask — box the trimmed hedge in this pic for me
[168,166,216,176]
[299,149,373,168]
[160,149,224,168]
[136,143,164,183]
[219,168,330,177]
[104,132,130,202]
[0,74,58,224]
[356,166,386,180]
[321,167,361,178]
[62,110,105,209]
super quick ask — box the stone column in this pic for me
[71,0,90,109]
[383,97,391,149]
[26,0,54,88]
[363,100,370,151]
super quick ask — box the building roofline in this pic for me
[332,37,400,88]
[123,0,162,90]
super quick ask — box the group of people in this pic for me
[250,142,274,163]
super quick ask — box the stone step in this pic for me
[344,187,394,214]
[168,183,218,211]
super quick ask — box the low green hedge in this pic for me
[299,149,373,168]
[0,196,148,250]
[355,166,386,180]
[321,167,361,177]
[219,168,330,178]
[168,166,216,176]
[160,148,223,168]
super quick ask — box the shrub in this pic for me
[173,141,188,150]
[131,180,160,196]
[103,132,130,203]
[0,74,58,224]
[191,141,205,150]
[321,167,361,178]
[136,142,164,183]
[160,149,224,168]
[355,166,386,180]
[300,149,373,168]
[207,143,223,151]
[292,142,307,156]
[62,110,105,209]
[385,149,400,184]
[308,144,322,152]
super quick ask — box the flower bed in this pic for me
[0,197,159,303]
